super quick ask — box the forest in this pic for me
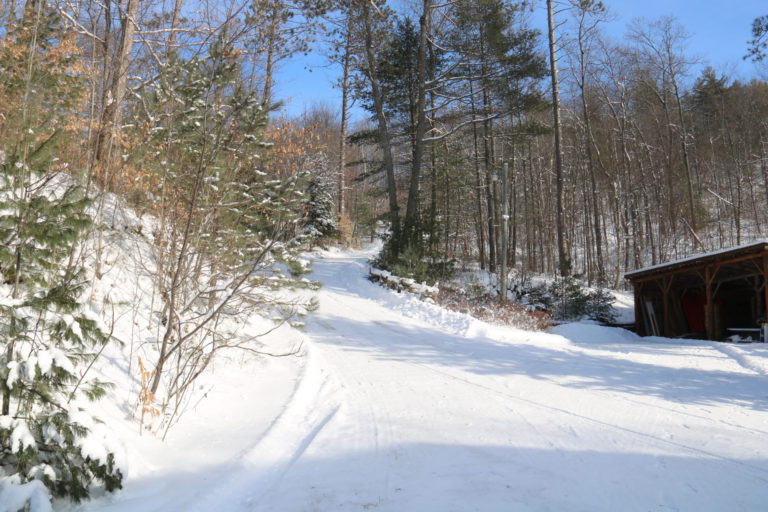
[0,0,765,286]
[0,0,767,508]
[333,0,768,289]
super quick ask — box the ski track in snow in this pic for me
[83,246,768,512]
[179,346,343,512]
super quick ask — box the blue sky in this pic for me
[272,0,767,121]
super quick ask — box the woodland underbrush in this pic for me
[435,286,552,331]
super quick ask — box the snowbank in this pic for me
[369,267,439,298]
[551,321,641,343]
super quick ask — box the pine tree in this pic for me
[0,4,122,506]
[747,15,768,61]
[303,155,339,244]
[127,33,315,431]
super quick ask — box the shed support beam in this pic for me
[705,266,715,340]
[763,252,768,329]
[634,282,644,336]
[662,277,674,337]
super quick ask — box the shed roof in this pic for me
[624,240,768,281]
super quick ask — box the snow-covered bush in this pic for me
[0,178,123,509]
[374,239,456,287]
[526,276,617,324]
[436,287,551,331]
[0,179,122,507]
[126,33,318,436]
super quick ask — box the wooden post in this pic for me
[500,162,509,302]
[662,276,674,337]
[705,266,714,340]
[763,252,768,326]
[634,281,644,336]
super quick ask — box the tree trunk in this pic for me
[262,5,280,107]
[96,0,140,186]
[576,39,604,283]
[169,0,184,49]
[338,9,353,227]
[403,0,432,242]
[362,2,399,234]
[546,0,569,276]
[469,78,486,269]
[479,33,496,272]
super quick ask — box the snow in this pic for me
[5,361,20,388]
[611,289,635,324]
[0,477,52,512]
[0,418,36,453]
[551,321,641,343]
[33,350,54,376]
[69,411,127,468]
[71,243,768,512]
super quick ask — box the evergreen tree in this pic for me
[690,67,728,120]
[0,5,122,506]
[747,15,768,61]
[360,18,421,136]
[303,155,340,244]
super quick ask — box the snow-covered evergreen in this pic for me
[0,9,122,508]
[0,173,122,508]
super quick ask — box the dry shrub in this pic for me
[436,287,551,331]
[264,116,324,177]
[137,357,160,432]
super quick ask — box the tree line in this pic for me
[338,0,768,289]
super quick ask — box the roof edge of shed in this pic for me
[624,240,768,280]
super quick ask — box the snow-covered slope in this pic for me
[75,242,768,512]
[33,194,308,511]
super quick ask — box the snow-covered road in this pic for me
[84,248,768,511]
[241,249,768,511]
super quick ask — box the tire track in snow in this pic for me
[304,249,768,510]
[377,310,768,439]
[310,292,405,507]
[552,344,768,437]
[601,392,768,437]
[315,252,768,482]
[331,284,768,478]
[179,343,345,512]
[321,258,764,442]
[404,360,768,482]
[362,274,768,441]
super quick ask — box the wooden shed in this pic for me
[625,240,768,340]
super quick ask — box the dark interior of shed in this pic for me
[635,264,766,340]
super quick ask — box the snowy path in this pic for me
[85,248,768,511]
[236,249,768,511]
